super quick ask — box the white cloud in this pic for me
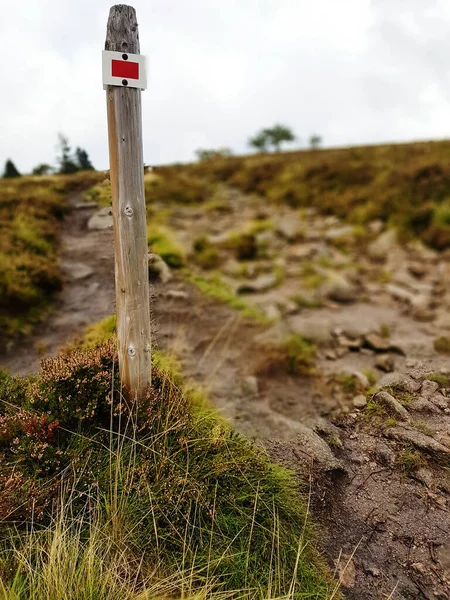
[1,0,450,174]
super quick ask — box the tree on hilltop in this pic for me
[249,124,296,153]
[57,134,79,174]
[75,147,94,171]
[3,159,21,178]
[32,163,53,176]
[309,134,322,150]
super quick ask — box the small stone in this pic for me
[373,391,410,421]
[326,350,337,360]
[421,379,440,398]
[87,207,113,230]
[375,354,395,372]
[62,261,94,280]
[242,376,259,395]
[385,283,414,303]
[165,289,188,300]
[325,225,355,243]
[74,201,98,209]
[353,395,367,408]
[289,244,316,260]
[408,262,427,278]
[237,274,278,293]
[320,273,358,303]
[376,372,421,393]
[411,398,441,414]
[148,253,172,283]
[387,426,450,456]
[368,219,384,235]
[336,556,356,589]
[275,217,299,241]
[368,229,397,262]
[429,393,449,411]
[264,304,282,320]
[414,467,434,488]
[364,333,390,352]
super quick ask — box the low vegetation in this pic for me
[0,340,335,598]
[168,139,450,250]
[0,172,101,347]
[258,334,317,377]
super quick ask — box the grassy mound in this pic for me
[0,173,102,347]
[0,343,335,599]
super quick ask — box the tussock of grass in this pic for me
[258,334,316,377]
[147,225,186,268]
[0,342,334,598]
[188,274,268,323]
[434,336,450,354]
[83,179,112,206]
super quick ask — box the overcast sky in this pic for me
[2,0,450,173]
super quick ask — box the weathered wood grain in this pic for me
[105,5,151,399]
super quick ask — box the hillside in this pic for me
[2,140,450,599]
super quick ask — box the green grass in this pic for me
[434,336,450,354]
[147,225,186,268]
[188,274,269,323]
[0,342,335,599]
[83,179,112,206]
[425,373,450,387]
[258,334,317,377]
[0,172,102,347]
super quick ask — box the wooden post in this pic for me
[105,4,151,399]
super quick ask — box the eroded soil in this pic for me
[2,188,450,599]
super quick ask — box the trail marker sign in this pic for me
[102,50,147,90]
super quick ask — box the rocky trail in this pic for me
[2,187,450,599]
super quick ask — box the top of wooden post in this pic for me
[105,5,140,54]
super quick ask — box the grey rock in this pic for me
[289,244,316,260]
[237,274,278,293]
[353,395,367,408]
[148,253,172,283]
[320,273,358,303]
[364,333,390,352]
[368,229,397,262]
[275,217,298,241]
[263,304,282,320]
[375,354,395,372]
[288,315,333,344]
[373,391,410,421]
[294,422,346,472]
[325,225,355,243]
[242,376,259,395]
[421,379,440,398]
[376,372,422,393]
[414,467,434,488]
[165,289,188,300]
[429,393,449,411]
[411,398,441,414]
[74,201,98,210]
[385,283,415,303]
[62,261,94,280]
[386,426,450,456]
[87,207,113,230]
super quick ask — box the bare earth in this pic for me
[2,190,450,599]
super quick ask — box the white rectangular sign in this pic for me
[102,50,147,90]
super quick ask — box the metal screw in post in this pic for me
[124,204,133,217]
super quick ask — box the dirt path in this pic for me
[2,190,450,599]
[0,194,115,374]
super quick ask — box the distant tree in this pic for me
[3,159,21,178]
[32,163,53,176]
[248,131,270,153]
[265,124,295,151]
[249,124,295,153]
[57,134,79,174]
[309,134,322,150]
[196,147,233,161]
[75,147,95,171]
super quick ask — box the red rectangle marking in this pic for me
[111,60,139,80]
